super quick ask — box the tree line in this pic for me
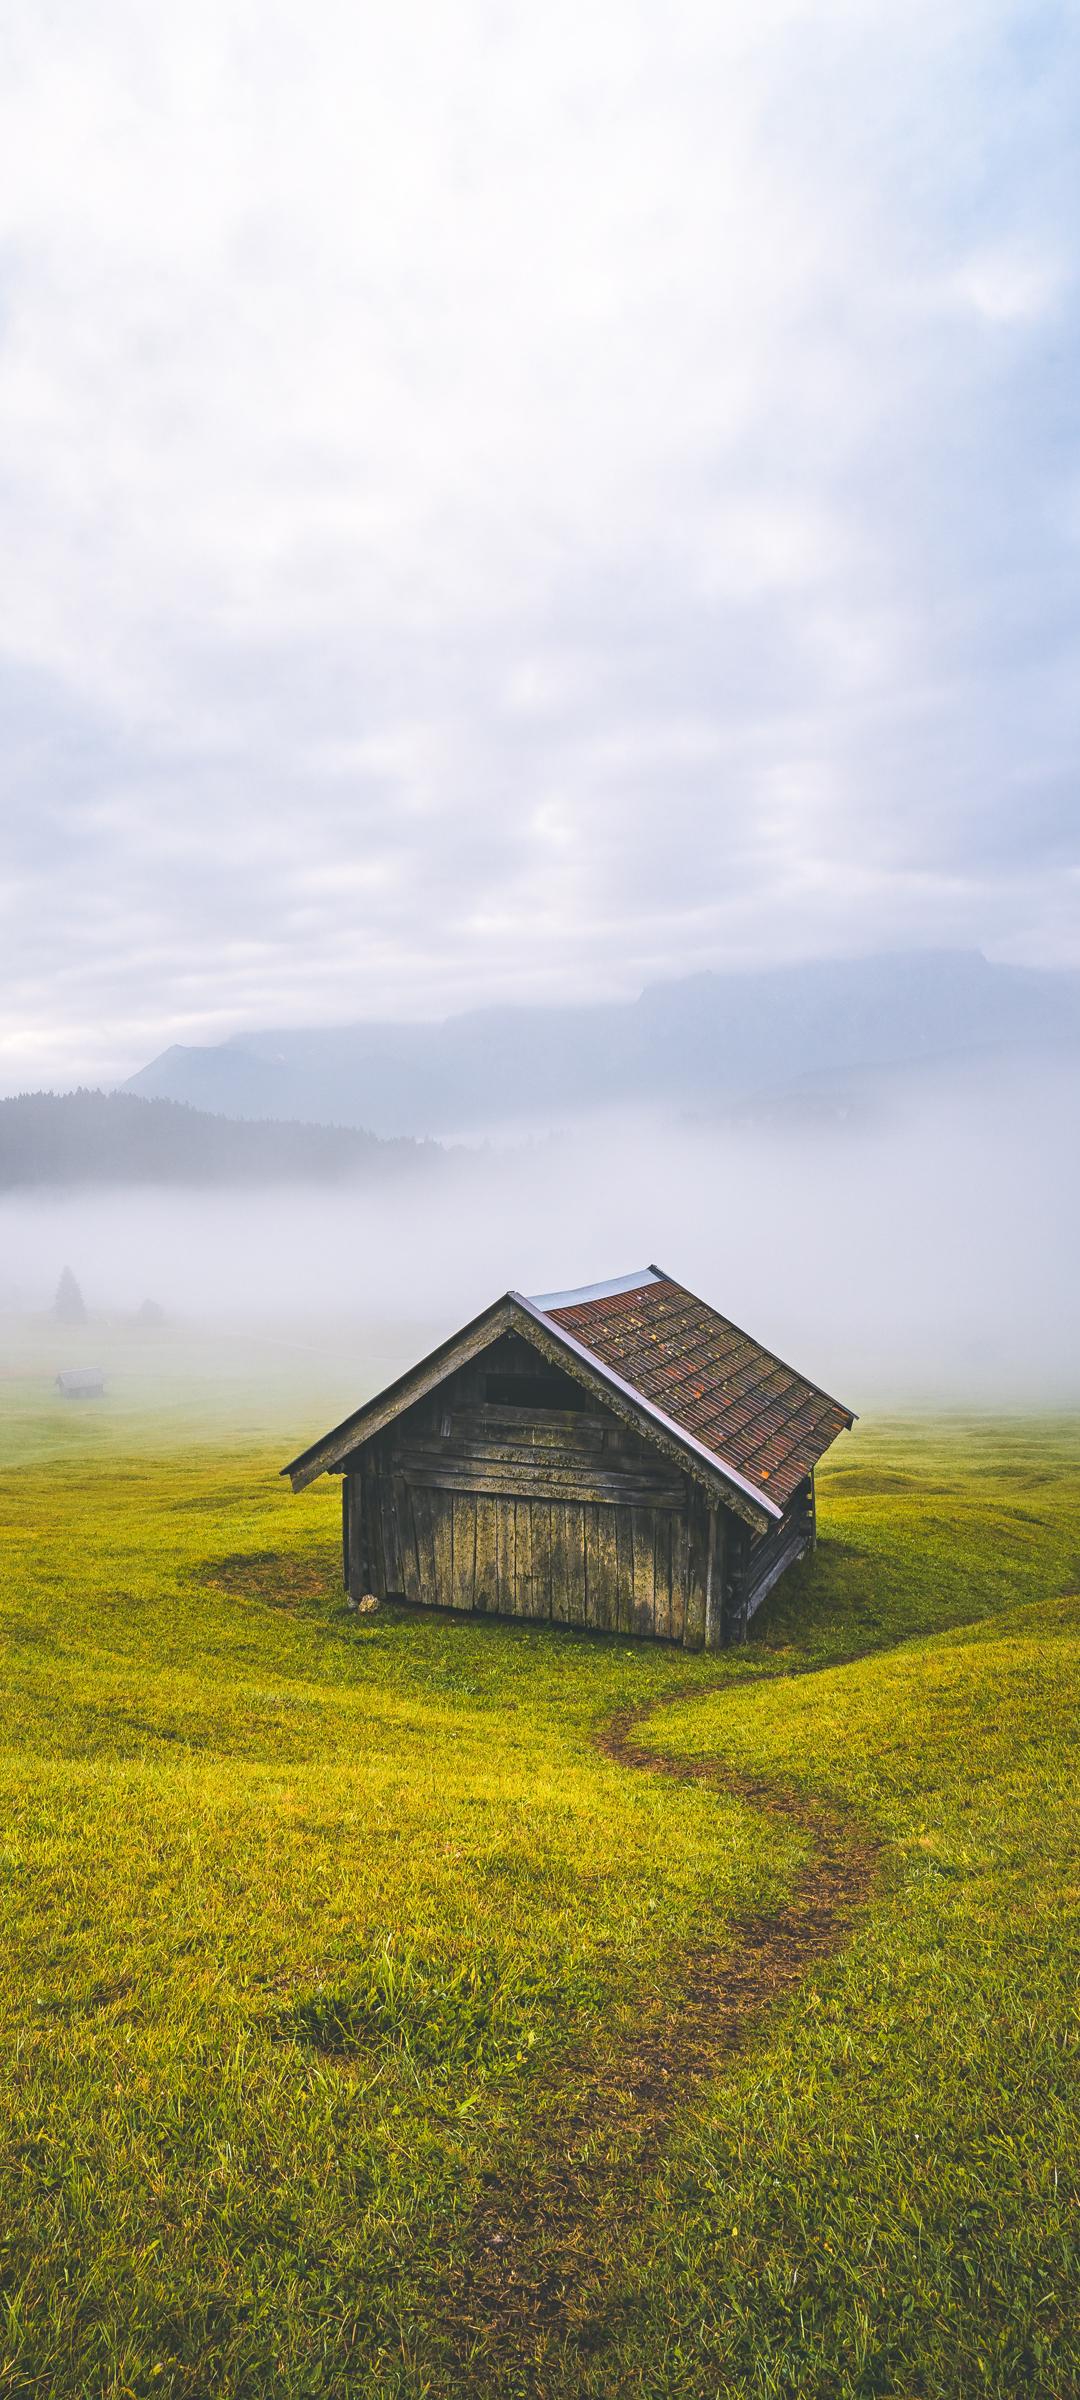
[0,1090,437,1189]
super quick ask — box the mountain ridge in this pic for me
[121,951,1080,1136]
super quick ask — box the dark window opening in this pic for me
[485,1371,582,1412]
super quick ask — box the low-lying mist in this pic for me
[3,1057,1077,1410]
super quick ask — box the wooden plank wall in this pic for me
[346,1329,721,1645]
[354,1468,711,1643]
[345,1344,720,1641]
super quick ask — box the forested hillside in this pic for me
[0,1090,436,1188]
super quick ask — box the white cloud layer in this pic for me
[1,0,1078,1084]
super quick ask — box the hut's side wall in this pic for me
[730,1473,815,1639]
[342,1332,723,1646]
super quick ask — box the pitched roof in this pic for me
[283,1266,853,1516]
[522,1267,853,1511]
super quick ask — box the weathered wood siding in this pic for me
[731,1473,815,1638]
[342,1331,720,1646]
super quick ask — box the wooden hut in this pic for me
[55,1367,106,1398]
[283,1268,854,1647]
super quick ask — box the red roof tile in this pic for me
[537,1270,852,1510]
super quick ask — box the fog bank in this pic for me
[2,1060,1076,1408]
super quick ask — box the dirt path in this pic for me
[435,1664,880,2393]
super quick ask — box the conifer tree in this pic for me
[53,1267,86,1324]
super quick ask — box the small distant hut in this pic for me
[56,1367,106,1399]
[283,1268,854,1647]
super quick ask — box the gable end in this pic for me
[283,1295,778,1526]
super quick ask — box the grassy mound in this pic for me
[0,1383,1076,2397]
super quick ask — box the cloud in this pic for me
[0,0,1078,1086]
[951,243,1068,325]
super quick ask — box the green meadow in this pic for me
[0,1323,1077,2397]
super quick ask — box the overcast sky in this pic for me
[1,0,1078,1090]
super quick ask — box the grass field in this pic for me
[1,1327,1077,2397]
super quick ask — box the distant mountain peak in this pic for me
[119,952,1080,1140]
